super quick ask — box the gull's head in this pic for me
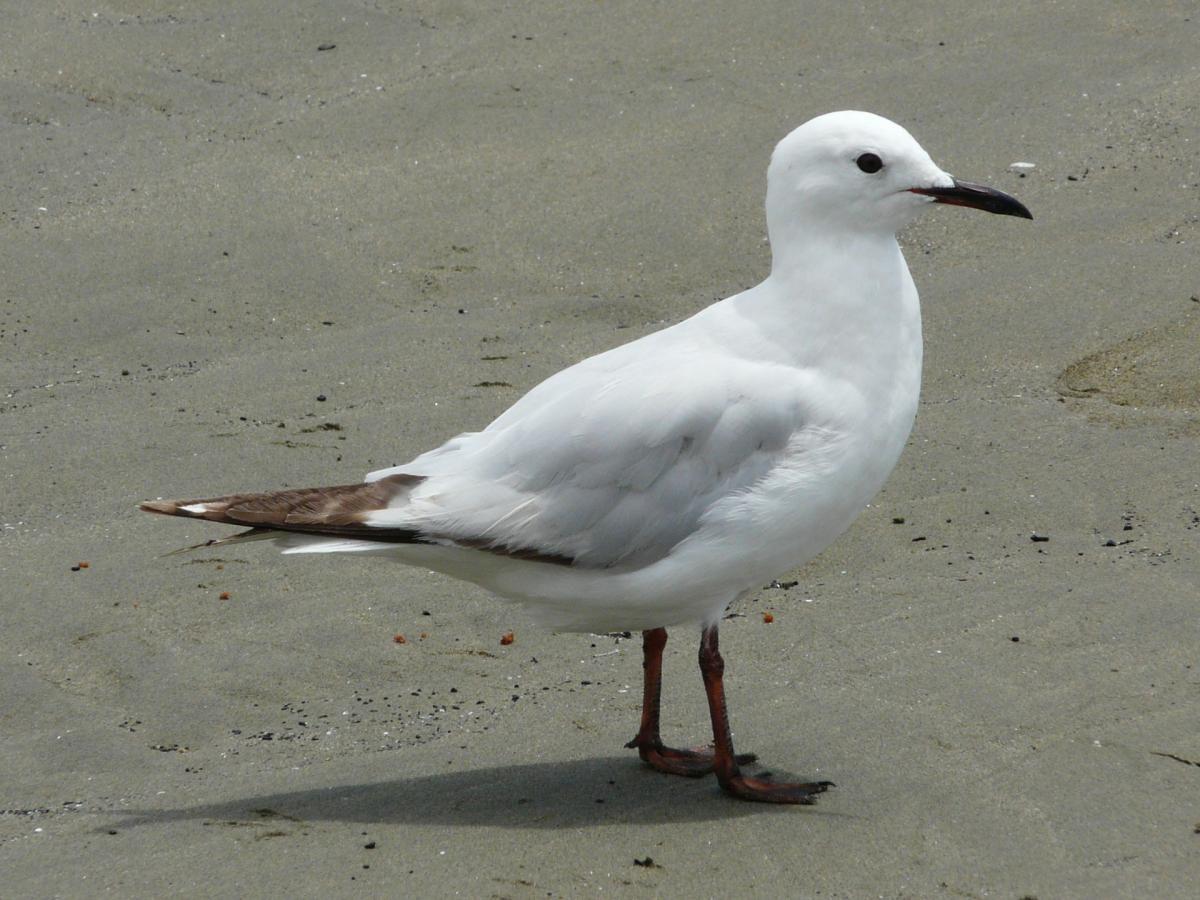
[766,110,1031,238]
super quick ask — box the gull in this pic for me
[142,111,1031,803]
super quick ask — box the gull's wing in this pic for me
[366,334,842,570]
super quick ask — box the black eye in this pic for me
[856,152,883,174]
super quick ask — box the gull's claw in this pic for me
[717,775,835,805]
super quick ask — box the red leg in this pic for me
[626,627,755,777]
[699,624,834,804]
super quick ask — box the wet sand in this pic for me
[3,2,1199,896]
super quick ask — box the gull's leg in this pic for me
[626,627,755,777]
[699,623,834,804]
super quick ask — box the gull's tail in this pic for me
[140,472,575,565]
[139,473,428,544]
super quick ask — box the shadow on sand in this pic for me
[108,756,842,831]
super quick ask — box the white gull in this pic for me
[143,110,1031,803]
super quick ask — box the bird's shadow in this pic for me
[108,757,840,831]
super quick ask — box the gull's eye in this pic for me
[856,152,884,174]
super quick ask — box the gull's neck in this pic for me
[715,218,921,384]
[765,218,913,317]
[767,207,900,278]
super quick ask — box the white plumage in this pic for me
[278,111,944,631]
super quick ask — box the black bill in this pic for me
[910,179,1032,220]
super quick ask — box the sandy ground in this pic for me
[3,1,1199,897]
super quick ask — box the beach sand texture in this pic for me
[2,2,1199,896]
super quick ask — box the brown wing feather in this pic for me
[140,472,575,565]
[139,474,427,542]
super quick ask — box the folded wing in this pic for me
[367,343,827,569]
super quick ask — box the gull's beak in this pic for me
[910,178,1032,220]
